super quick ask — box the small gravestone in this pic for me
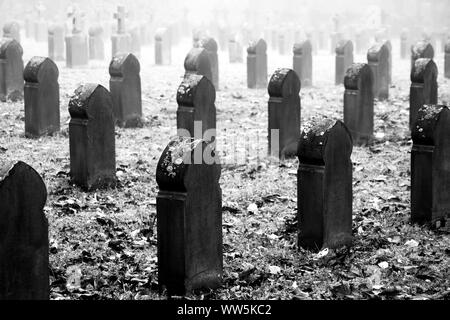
[177,73,216,139]
[24,57,60,138]
[293,40,313,87]
[109,53,142,128]
[410,58,438,128]
[156,137,222,296]
[247,39,268,89]
[0,161,49,300]
[335,40,353,85]
[200,37,219,90]
[48,24,65,61]
[0,38,24,102]
[268,68,301,159]
[3,21,21,43]
[411,41,434,71]
[445,40,450,79]
[111,6,131,56]
[68,84,116,190]
[65,13,88,68]
[89,25,105,60]
[411,105,450,227]
[344,63,374,145]
[155,28,171,65]
[228,34,243,63]
[401,29,409,60]
[367,42,390,100]
[184,47,213,86]
[297,118,353,250]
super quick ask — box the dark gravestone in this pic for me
[411,41,434,71]
[48,24,65,61]
[184,48,213,86]
[344,63,374,145]
[156,137,222,296]
[68,84,117,190]
[335,40,353,85]
[177,73,216,139]
[410,58,438,128]
[268,68,301,159]
[367,42,390,100]
[293,40,313,87]
[89,25,105,60]
[297,118,353,250]
[109,53,142,128]
[0,38,24,102]
[200,37,219,90]
[400,29,409,60]
[155,27,171,65]
[111,6,131,56]
[24,57,60,138]
[411,105,450,227]
[65,15,89,68]
[228,34,243,63]
[0,161,49,300]
[445,40,450,79]
[3,21,21,43]
[247,39,268,89]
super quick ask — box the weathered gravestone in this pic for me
[89,25,105,60]
[268,68,301,159]
[48,24,65,61]
[200,37,219,90]
[445,40,450,79]
[68,84,116,190]
[411,105,450,227]
[344,63,374,145]
[411,41,434,71]
[410,58,438,128]
[184,48,213,87]
[367,42,390,100]
[65,14,89,68]
[156,137,222,295]
[3,21,21,43]
[247,39,268,89]
[297,118,353,250]
[293,40,313,87]
[155,27,171,65]
[401,29,409,60]
[24,57,60,138]
[109,53,142,128]
[228,34,243,63]
[0,38,24,102]
[0,161,49,300]
[335,40,353,85]
[111,6,131,56]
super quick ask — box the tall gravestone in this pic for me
[24,57,60,138]
[156,137,222,296]
[200,37,219,90]
[411,41,434,71]
[48,24,65,61]
[0,38,24,102]
[109,53,142,128]
[89,25,105,60]
[445,40,450,79]
[0,161,49,300]
[111,6,131,56]
[297,118,353,250]
[410,58,438,128]
[247,39,268,89]
[184,48,213,87]
[228,34,243,63]
[65,14,89,68]
[367,42,390,100]
[344,63,374,145]
[268,68,301,159]
[68,84,117,190]
[155,27,171,65]
[3,21,21,43]
[335,40,353,85]
[411,105,450,228]
[293,40,313,87]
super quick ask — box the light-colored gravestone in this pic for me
[155,27,171,65]
[293,40,312,87]
[445,40,450,79]
[400,29,410,60]
[200,37,219,90]
[130,25,141,58]
[24,57,60,138]
[109,53,142,128]
[0,38,24,102]
[48,24,65,61]
[111,6,131,56]
[247,39,268,89]
[335,40,354,85]
[65,13,88,68]
[184,48,213,88]
[411,41,434,71]
[367,42,390,100]
[3,21,21,43]
[89,25,105,60]
[34,5,48,43]
[0,161,49,300]
[228,34,243,63]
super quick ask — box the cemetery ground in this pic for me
[1,40,449,300]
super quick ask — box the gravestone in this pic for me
[156,137,222,296]
[268,68,301,159]
[24,57,60,138]
[411,105,450,227]
[297,118,353,250]
[68,84,117,190]
[130,26,141,58]
[65,13,88,68]
[410,58,438,128]
[330,32,343,54]
[48,24,65,61]
[3,21,21,43]
[111,6,131,56]
[155,27,171,65]
[0,38,24,102]
[367,42,390,100]
[0,161,49,300]
[400,29,409,60]
[200,37,219,90]
[177,73,216,139]
[344,63,374,145]
[335,40,354,85]
[247,39,268,89]
[109,53,142,128]
[445,40,450,79]
[278,34,286,55]
[384,40,393,85]
[228,34,243,63]
[184,48,213,87]
[88,25,105,60]
[293,40,313,87]
[411,41,434,71]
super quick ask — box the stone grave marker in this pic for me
[3,21,21,43]
[200,37,219,90]
[65,13,88,68]
[111,6,131,56]
[330,32,343,54]
[411,41,434,71]
[184,48,213,87]
[247,39,268,89]
[228,34,243,63]
[445,40,450,79]
[89,25,105,60]
[367,42,390,100]
[335,40,354,85]
[34,3,48,42]
[401,29,409,60]
[130,25,141,58]
[48,24,65,61]
[0,38,24,102]
[293,40,313,87]
[155,27,171,65]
